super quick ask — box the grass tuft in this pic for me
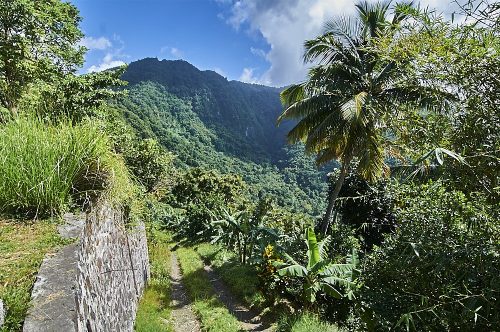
[276,312,345,332]
[0,116,134,217]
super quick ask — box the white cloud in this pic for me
[170,47,183,58]
[223,0,357,86]
[80,36,112,50]
[84,34,128,73]
[87,53,126,73]
[239,67,262,84]
[222,0,459,86]
[250,47,267,59]
[160,46,183,59]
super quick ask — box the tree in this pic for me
[0,0,85,116]
[278,1,451,234]
[372,1,500,202]
[21,67,127,123]
[360,182,500,330]
[333,169,396,251]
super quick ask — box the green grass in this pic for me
[195,243,349,332]
[0,117,134,217]
[276,313,345,332]
[0,219,69,332]
[176,246,241,332]
[135,231,174,332]
[195,243,265,308]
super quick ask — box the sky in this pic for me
[72,0,461,87]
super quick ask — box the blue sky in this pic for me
[73,0,459,87]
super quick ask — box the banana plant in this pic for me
[274,227,359,305]
[211,205,278,264]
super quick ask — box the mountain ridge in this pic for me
[121,57,292,163]
[116,58,327,214]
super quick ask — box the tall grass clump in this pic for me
[0,117,132,217]
[277,312,345,332]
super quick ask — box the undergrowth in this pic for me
[135,231,174,332]
[195,243,265,308]
[176,246,241,332]
[276,312,345,332]
[195,242,347,332]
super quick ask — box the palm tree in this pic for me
[278,1,450,235]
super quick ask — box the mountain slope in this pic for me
[116,58,328,215]
[122,58,290,163]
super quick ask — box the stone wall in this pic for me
[75,203,150,331]
[23,202,150,332]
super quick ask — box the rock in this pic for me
[22,244,79,332]
[0,299,5,328]
[58,213,85,239]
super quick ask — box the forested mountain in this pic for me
[122,58,289,163]
[116,58,328,215]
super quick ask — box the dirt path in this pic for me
[170,253,201,332]
[203,265,273,332]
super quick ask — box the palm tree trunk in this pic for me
[320,158,351,235]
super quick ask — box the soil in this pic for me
[170,253,201,332]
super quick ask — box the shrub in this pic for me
[0,117,132,217]
[333,171,396,251]
[360,182,500,331]
[123,138,175,193]
[272,228,359,311]
[166,168,246,241]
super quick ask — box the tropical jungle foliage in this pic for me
[160,1,499,331]
[0,0,498,331]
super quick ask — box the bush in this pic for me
[123,138,174,193]
[0,117,132,217]
[166,168,246,241]
[328,169,396,252]
[360,182,500,331]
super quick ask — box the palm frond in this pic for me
[278,93,336,123]
[356,0,391,38]
[381,84,458,112]
[357,132,388,181]
[304,32,343,64]
[323,16,363,49]
[286,114,328,144]
[340,91,368,122]
[303,107,346,152]
[280,83,305,108]
[315,147,343,166]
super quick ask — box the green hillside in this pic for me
[115,58,328,215]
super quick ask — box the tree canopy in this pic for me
[0,0,85,116]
